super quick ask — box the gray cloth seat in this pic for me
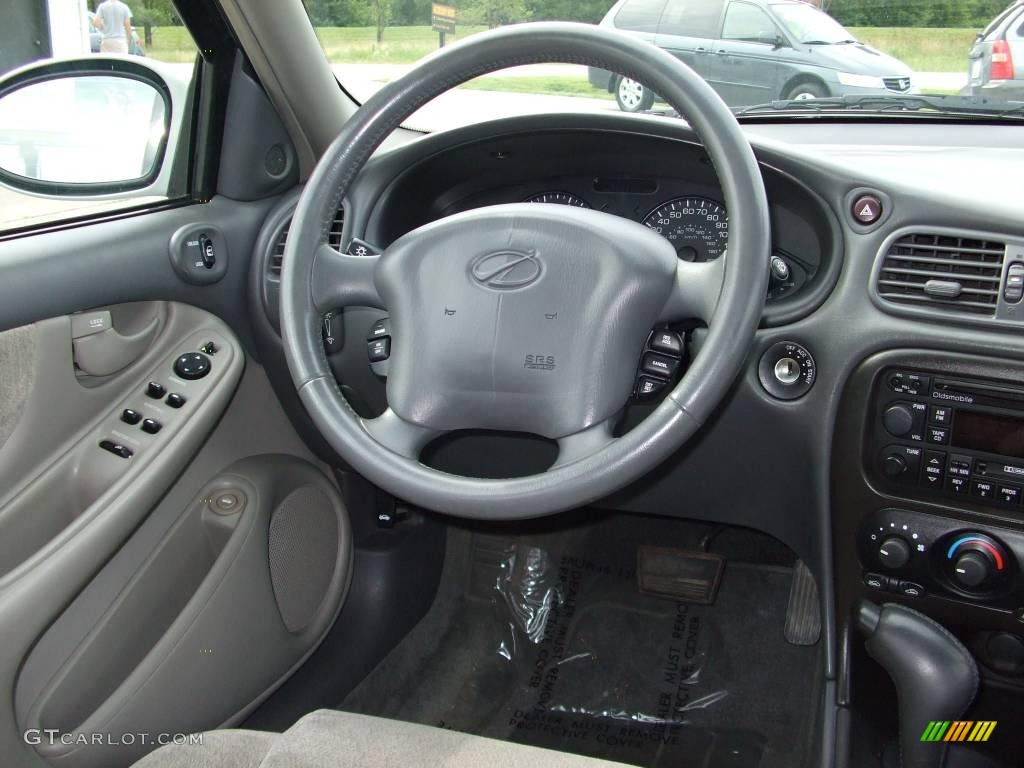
[134,710,630,768]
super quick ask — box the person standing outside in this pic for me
[93,0,134,54]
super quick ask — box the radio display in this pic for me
[952,410,1024,460]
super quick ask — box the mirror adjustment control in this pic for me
[173,352,211,380]
[121,408,142,425]
[146,381,165,399]
[141,418,162,434]
[165,393,186,409]
[99,440,133,459]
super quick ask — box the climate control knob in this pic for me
[878,536,911,569]
[883,403,915,437]
[946,534,1007,591]
[952,551,993,589]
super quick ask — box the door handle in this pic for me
[72,310,160,377]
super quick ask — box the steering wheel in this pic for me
[281,23,770,519]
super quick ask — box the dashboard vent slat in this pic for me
[877,233,1006,317]
[267,206,345,277]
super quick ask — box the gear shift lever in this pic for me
[856,601,978,768]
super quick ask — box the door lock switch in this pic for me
[99,440,133,459]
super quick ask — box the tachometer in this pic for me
[525,191,590,208]
[642,197,729,261]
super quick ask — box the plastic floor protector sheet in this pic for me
[341,514,821,768]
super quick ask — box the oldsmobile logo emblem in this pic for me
[470,250,542,290]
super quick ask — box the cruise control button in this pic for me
[368,337,391,362]
[636,376,667,398]
[649,330,682,357]
[367,318,391,341]
[121,408,142,425]
[640,352,679,380]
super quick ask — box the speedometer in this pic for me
[525,191,590,208]
[642,197,729,261]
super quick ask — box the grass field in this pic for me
[148,23,975,72]
[850,27,975,73]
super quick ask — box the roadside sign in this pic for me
[432,4,456,35]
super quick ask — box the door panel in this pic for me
[0,302,237,577]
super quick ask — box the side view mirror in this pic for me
[773,34,787,49]
[0,59,172,196]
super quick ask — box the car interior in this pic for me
[1,1,1023,768]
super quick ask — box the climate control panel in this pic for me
[858,508,1022,610]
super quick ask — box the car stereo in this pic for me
[867,369,1024,509]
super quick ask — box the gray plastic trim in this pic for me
[18,455,350,768]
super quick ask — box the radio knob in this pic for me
[883,403,915,437]
[952,551,994,589]
[882,453,908,478]
[878,536,911,569]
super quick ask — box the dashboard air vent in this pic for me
[877,233,1006,316]
[267,206,345,277]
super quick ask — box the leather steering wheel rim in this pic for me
[281,22,770,520]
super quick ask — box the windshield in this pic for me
[771,3,855,44]
[295,0,1023,129]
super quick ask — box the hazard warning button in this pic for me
[852,194,883,225]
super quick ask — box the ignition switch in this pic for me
[758,341,816,400]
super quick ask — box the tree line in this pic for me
[94,0,1015,39]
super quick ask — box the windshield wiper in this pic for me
[734,93,1024,119]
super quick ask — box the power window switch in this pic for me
[165,393,186,409]
[141,418,162,434]
[146,381,165,399]
[121,408,142,425]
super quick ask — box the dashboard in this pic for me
[244,113,1024,765]
[367,128,840,325]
